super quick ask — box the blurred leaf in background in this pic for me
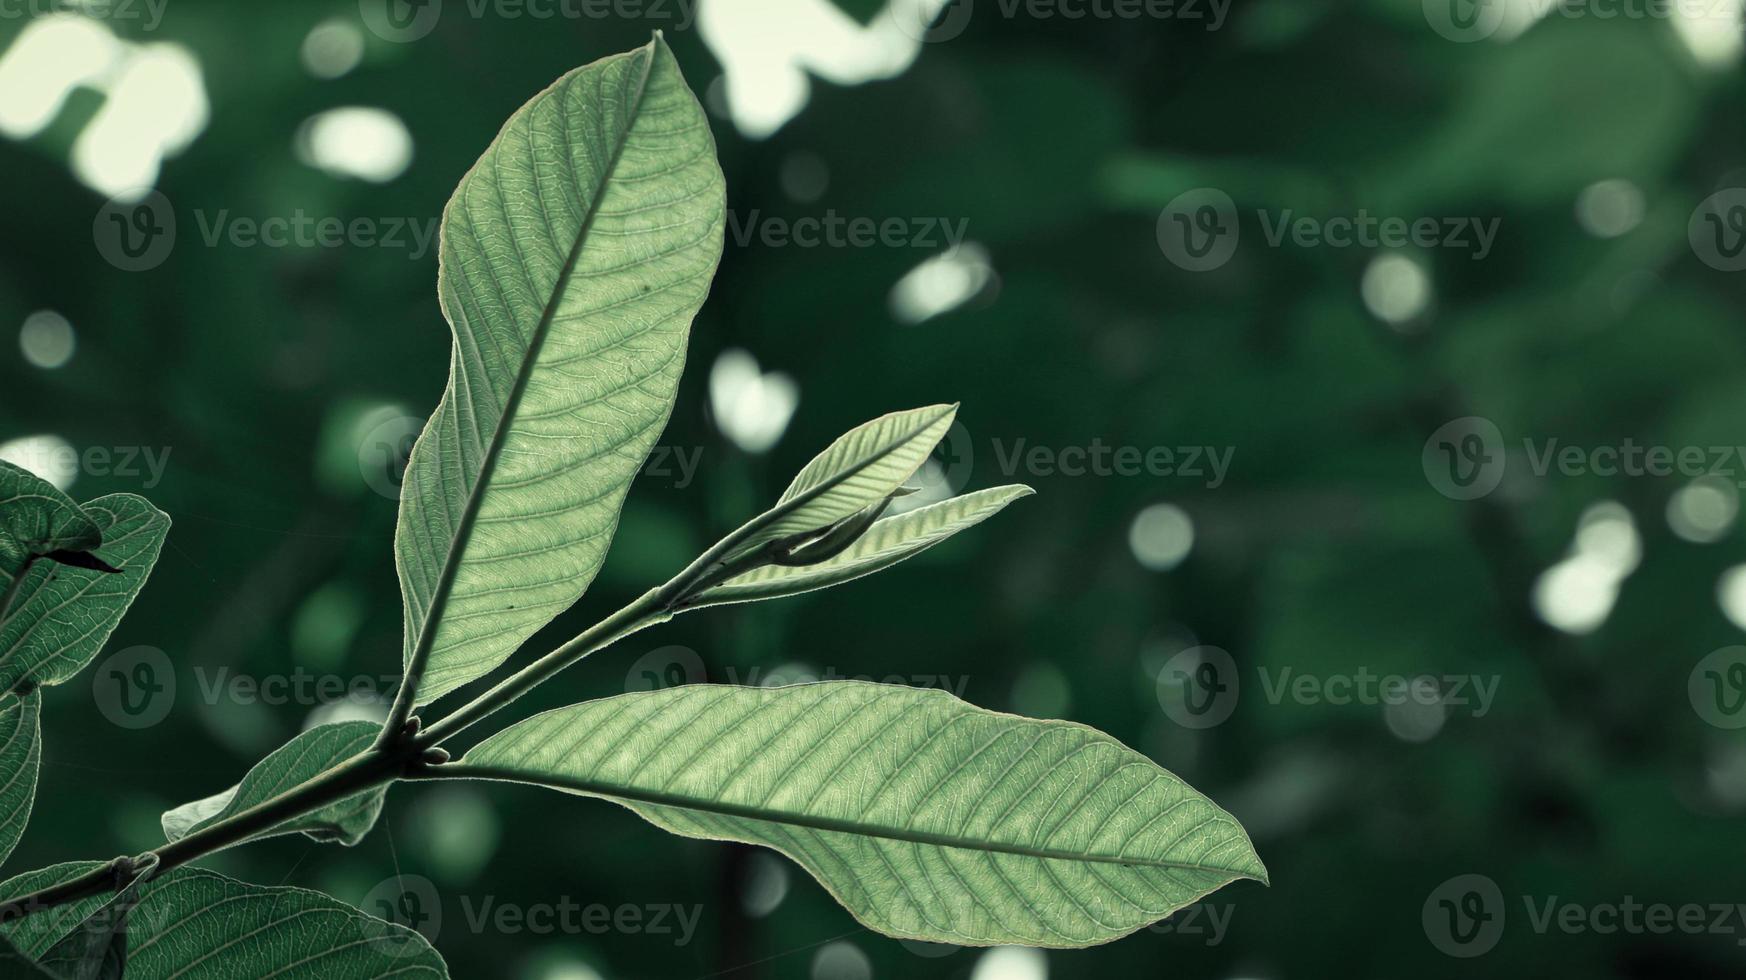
[3,0,1746,977]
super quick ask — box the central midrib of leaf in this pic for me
[403,48,664,703]
[446,764,1252,874]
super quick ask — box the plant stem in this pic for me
[0,576,691,922]
[0,546,740,922]
[413,585,675,746]
[0,746,408,923]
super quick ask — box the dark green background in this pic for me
[3,0,1745,977]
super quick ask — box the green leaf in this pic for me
[0,933,56,978]
[0,864,448,978]
[0,692,40,871]
[161,721,385,848]
[396,34,726,707]
[0,495,170,693]
[35,855,156,980]
[718,405,958,563]
[458,682,1266,947]
[692,485,1034,608]
[0,463,100,585]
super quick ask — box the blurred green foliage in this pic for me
[3,0,1746,977]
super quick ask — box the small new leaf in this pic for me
[691,485,1033,608]
[715,405,957,565]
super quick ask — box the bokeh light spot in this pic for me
[1129,503,1194,571]
[19,310,75,369]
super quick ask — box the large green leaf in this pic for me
[693,485,1033,608]
[396,34,726,707]
[720,405,958,561]
[0,495,169,693]
[458,682,1267,947]
[161,721,385,848]
[0,463,100,587]
[0,864,448,978]
[0,692,40,869]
